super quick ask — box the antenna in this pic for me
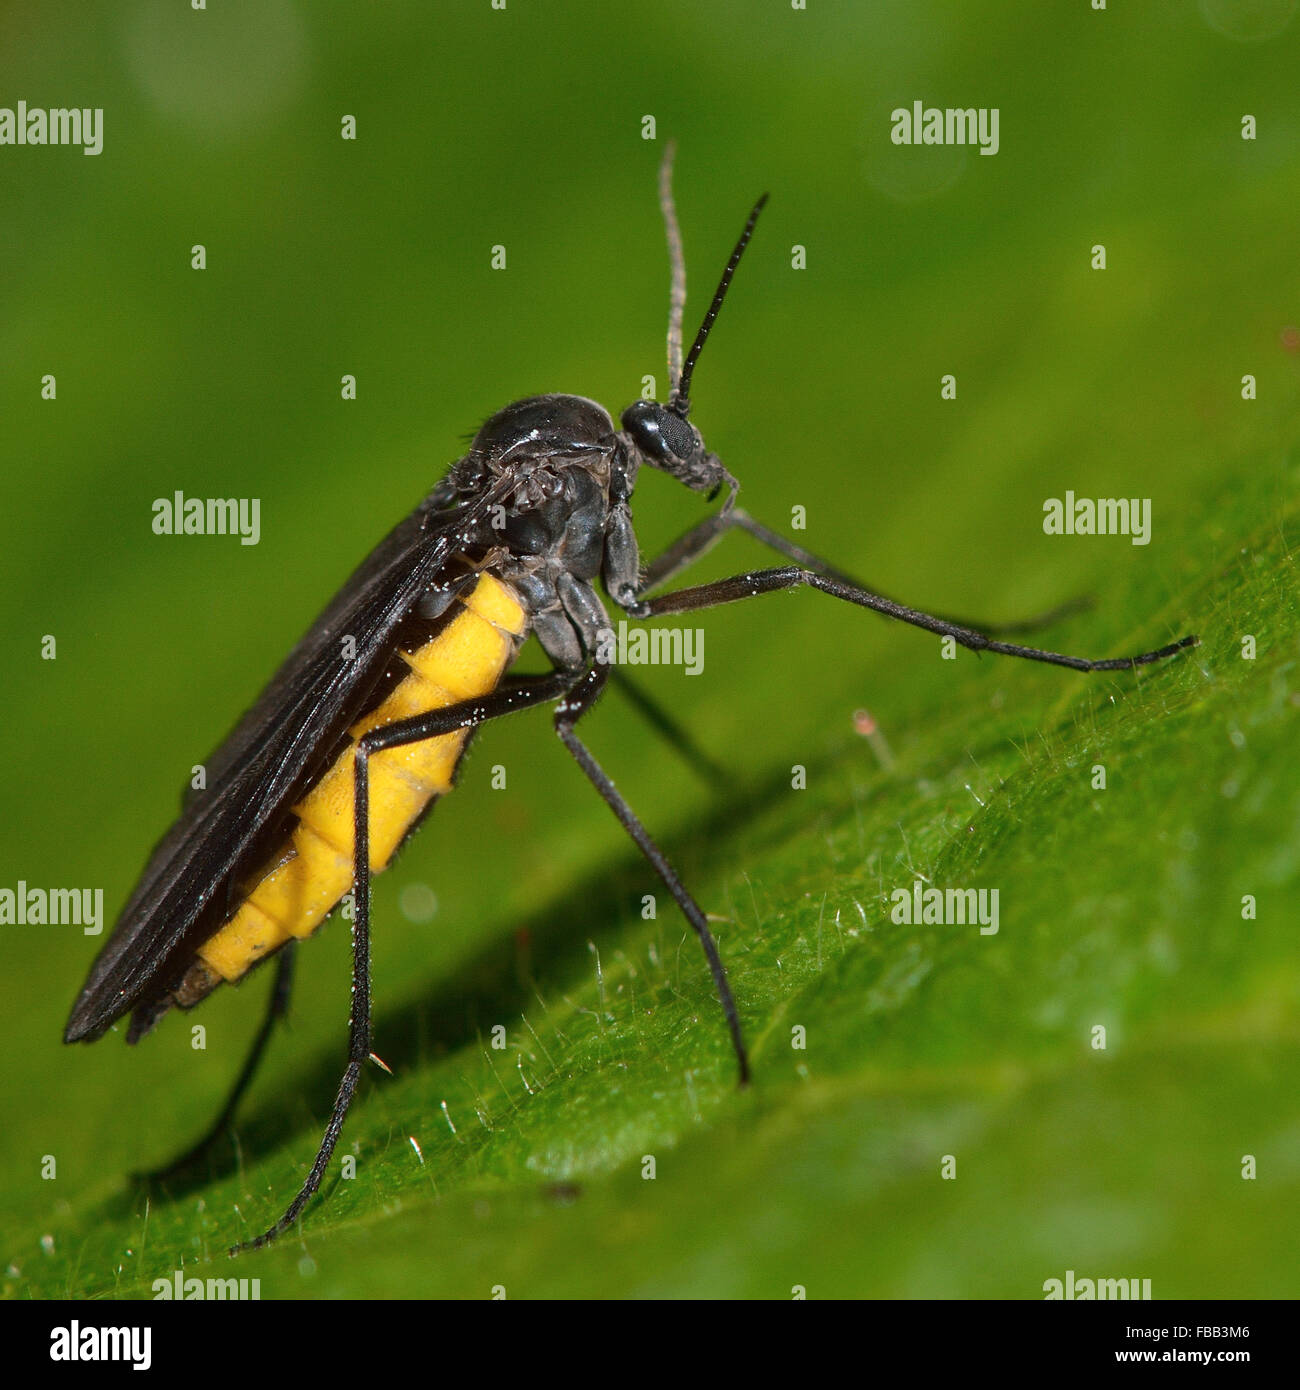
[668,189,768,419]
[659,141,687,394]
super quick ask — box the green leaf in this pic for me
[3,1,1298,1302]
[7,461,1296,1299]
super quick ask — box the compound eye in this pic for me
[621,401,699,464]
[655,409,697,460]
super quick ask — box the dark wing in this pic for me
[65,481,511,1043]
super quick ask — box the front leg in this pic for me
[625,566,1197,673]
[630,504,1095,637]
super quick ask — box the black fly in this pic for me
[65,146,1199,1252]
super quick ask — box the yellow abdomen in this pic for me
[197,574,526,983]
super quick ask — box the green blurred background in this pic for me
[1,1,1297,1299]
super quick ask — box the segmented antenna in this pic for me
[659,141,687,394]
[669,190,768,419]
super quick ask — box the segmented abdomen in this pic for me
[192,574,526,987]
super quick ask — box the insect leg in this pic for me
[500,667,729,785]
[138,943,297,1183]
[625,567,1198,672]
[636,506,738,593]
[608,667,731,786]
[639,506,1092,636]
[233,669,575,1253]
[553,662,750,1084]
